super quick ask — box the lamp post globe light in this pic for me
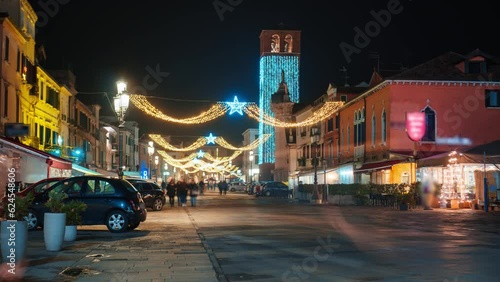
[114,81,129,179]
[147,141,155,179]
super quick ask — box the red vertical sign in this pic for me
[406,112,426,141]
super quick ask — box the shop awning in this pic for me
[354,160,404,173]
[0,136,72,170]
[72,164,101,176]
[417,140,500,168]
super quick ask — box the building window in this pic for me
[340,95,347,102]
[485,90,499,107]
[327,118,333,132]
[40,125,45,144]
[401,172,410,184]
[335,115,340,130]
[16,49,21,72]
[347,126,350,148]
[4,36,9,62]
[381,110,387,143]
[371,115,376,145]
[421,106,436,142]
[39,81,44,100]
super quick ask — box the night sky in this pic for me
[29,0,496,143]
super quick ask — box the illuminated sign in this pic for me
[406,112,426,141]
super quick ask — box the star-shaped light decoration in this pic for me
[226,96,246,115]
[205,133,217,145]
[197,150,205,158]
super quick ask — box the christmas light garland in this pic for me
[130,94,228,124]
[150,134,207,152]
[132,94,343,128]
[149,134,271,152]
[244,102,345,128]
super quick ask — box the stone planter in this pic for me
[1,220,28,263]
[64,225,77,242]
[44,213,66,251]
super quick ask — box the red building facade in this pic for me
[313,50,500,184]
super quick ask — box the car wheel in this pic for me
[230,188,235,192]
[265,191,271,196]
[106,210,129,233]
[128,222,140,230]
[25,210,39,231]
[152,198,163,211]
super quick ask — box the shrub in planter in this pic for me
[61,200,87,241]
[61,200,87,226]
[44,192,68,251]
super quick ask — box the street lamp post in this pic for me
[311,126,321,203]
[154,156,159,181]
[249,151,254,184]
[114,81,129,179]
[147,141,155,179]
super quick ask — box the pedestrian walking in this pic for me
[198,180,205,195]
[166,178,176,207]
[177,180,188,206]
[218,180,228,195]
[188,179,199,207]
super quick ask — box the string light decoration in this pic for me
[226,96,246,115]
[214,134,272,151]
[150,134,207,152]
[259,55,300,164]
[157,150,241,173]
[204,151,242,163]
[440,151,466,206]
[245,102,344,128]
[149,134,271,152]
[130,94,228,124]
[133,95,343,129]
[206,133,217,144]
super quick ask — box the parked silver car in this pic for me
[228,182,246,192]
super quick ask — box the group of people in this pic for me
[161,178,203,207]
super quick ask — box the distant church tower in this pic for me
[258,29,301,168]
[271,71,295,182]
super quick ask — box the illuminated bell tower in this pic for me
[258,29,301,166]
[271,71,295,182]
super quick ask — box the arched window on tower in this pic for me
[271,34,280,53]
[421,106,436,142]
[284,34,293,53]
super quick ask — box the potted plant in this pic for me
[1,192,34,262]
[43,191,67,251]
[61,200,87,241]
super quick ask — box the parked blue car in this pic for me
[26,176,147,232]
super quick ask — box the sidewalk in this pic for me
[11,206,219,282]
